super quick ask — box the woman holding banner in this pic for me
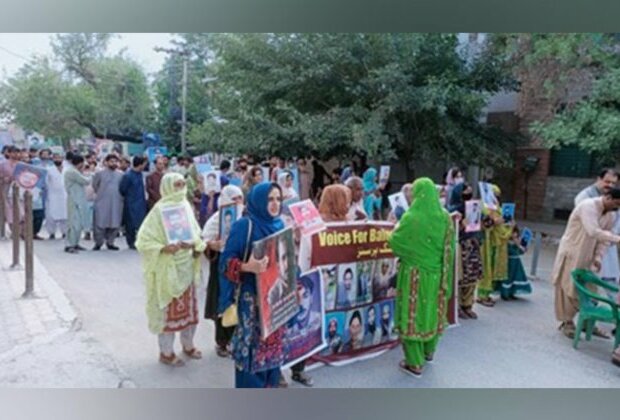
[219,182,286,388]
[389,177,455,377]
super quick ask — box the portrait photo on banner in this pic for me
[282,269,327,368]
[160,204,194,244]
[253,227,299,339]
[320,265,338,311]
[336,263,358,310]
[372,258,397,301]
[322,312,346,356]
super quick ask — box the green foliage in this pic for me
[1,33,153,143]
[491,33,620,156]
[186,33,516,165]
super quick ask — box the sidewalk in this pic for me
[0,239,132,387]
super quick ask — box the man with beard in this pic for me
[373,260,395,299]
[146,156,167,209]
[45,153,68,239]
[64,155,91,253]
[325,318,343,355]
[119,156,148,250]
[380,303,393,343]
[92,154,124,251]
[363,306,381,347]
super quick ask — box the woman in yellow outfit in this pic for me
[477,185,512,305]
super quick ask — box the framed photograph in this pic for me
[218,203,239,242]
[203,170,222,193]
[465,199,482,233]
[160,204,194,244]
[520,227,533,249]
[254,228,299,339]
[502,202,516,223]
[478,181,498,211]
[388,192,409,212]
[379,165,390,188]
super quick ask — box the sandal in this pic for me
[458,308,470,319]
[592,327,611,340]
[425,354,435,364]
[464,308,478,319]
[291,371,314,387]
[560,322,576,339]
[183,347,203,359]
[159,353,185,367]
[399,360,422,378]
[215,345,230,358]
[476,297,495,307]
[279,375,289,388]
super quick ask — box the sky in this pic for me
[0,33,176,81]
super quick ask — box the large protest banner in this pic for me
[300,221,400,366]
[301,220,459,366]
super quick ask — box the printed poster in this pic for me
[465,199,482,233]
[379,165,390,188]
[193,154,213,174]
[502,203,516,223]
[160,204,194,244]
[388,192,409,213]
[13,162,47,190]
[520,227,533,250]
[218,203,240,242]
[288,199,326,237]
[203,170,222,194]
[302,221,400,366]
[282,269,327,368]
[478,181,498,211]
[254,228,300,339]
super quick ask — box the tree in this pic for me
[186,33,517,172]
[489,33,620,158]
[153,33,217,153]
[1,33,154,145]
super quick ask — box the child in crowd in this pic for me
[497,226,532,300]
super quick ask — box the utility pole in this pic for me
[154,46,189,155]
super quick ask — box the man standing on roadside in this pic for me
[119,156,148,249]
[146,156,166,210]
[92,154,124,251]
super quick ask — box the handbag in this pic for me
[221,220,253,327]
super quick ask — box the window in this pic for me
[549,146,593,178]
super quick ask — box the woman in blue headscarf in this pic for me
[362,168,383,220]
[219,182,286,388]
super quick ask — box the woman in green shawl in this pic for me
[388,177,455,377]
[136,172,207,367]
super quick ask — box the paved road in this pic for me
[32,236,620,388]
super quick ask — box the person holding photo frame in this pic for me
[202,185,244,358]
[136,173,207,367]
[219,182,287,388]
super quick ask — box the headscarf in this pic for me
[388,177,453,272]
[135,172,206,334]
[278,170,298,200]
[319,185,351,222]
[202,185,244,242]
[362,168,378,194]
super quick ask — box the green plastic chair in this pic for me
[571,269,620,349]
